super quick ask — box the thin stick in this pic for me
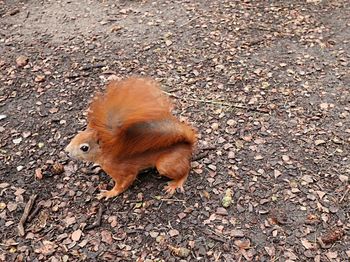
[179,16,200,28]
[27,203,43,222]
[18,194,37,236]
[164,91,234,106]
[192,146,216,161]
[80,63,106,71]
[85,204,104,230]
[163,91,269,113]
[339,186,349,203]
[158,198,186,202]
[192,151,209,161]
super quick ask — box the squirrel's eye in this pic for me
[80,144,90,152]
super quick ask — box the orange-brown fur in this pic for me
[65,77,196,199]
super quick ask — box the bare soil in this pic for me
[0,0,349,261]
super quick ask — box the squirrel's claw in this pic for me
[96,190,113,200]
[96,190,109,200]
[96,189,121,200]
[164,183,184,196]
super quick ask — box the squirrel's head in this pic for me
[65,129,101,163]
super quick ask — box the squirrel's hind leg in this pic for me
[156,145,192,195]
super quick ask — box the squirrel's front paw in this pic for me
[96,189,119,200]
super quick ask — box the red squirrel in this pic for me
[65,77,197,199]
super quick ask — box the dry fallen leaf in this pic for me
[168,245,190,258]
[234,239,251,250]
[35,75,45,82]
[274,169,281,178]
[34,240,57,256]
[64,216,76,227]
[320,228,343,245]
[16,55,29,67]
[301,238,316,250]
[169,229,179,237]
[325,251,338,260]
[101,230,113,244]
[282,155,290,162]
[7,202,17,212]
[35,168,43,180]
[264,246,275,257]
[320,103,329,110]
[222,188,233,208]
[314,139,326,145]
[165,40,173,46]
[71,229,82,242]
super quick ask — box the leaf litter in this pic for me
[0,0,349,261]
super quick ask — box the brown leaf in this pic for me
[301,238,316,250]
[231,229,244,238]
[14,188,25,196]
[34,240,57,256]
[234,239,250,250]
[274,169,281,178]
[16,55,29,67]
[150,231,159,238]
[169,229,179,237]
[282,155,290,162]
[177,212,186,219]
[71,229,82,242]
[319,103,329,110]
[35,75,45,82]
[325,251,337,260]
[0,183,10,188]
[35,168,43,180]
[101,230,113,244]
[320,228,343,245]
[165,40,173,46]
[63,217,76,227]
[315,139,326,145]
[49,107,59,114]
[7,202,17,212]
[216,207,228,216]
[264,246,275,257]
[108,216,118,228]
[168,245,190,258]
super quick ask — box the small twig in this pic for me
[106,17,119,22]
[192,151,210,161]
[203,229,228,243]
[18,194,37,236]
[339,186,349,203]
[80,63,106,71]
[85,204,104,230]
[164,91,269,113]
[164,91,233,106]
[27,203,43,222]
[158,198,186,202]
[192,147,216,161]
[66,72,90,79]
[166,87,182,93]
[247,25,280,33]
[179,16,200,28]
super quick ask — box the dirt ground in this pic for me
[0,0,349,261]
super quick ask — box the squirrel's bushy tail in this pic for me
[87,77,195,157]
